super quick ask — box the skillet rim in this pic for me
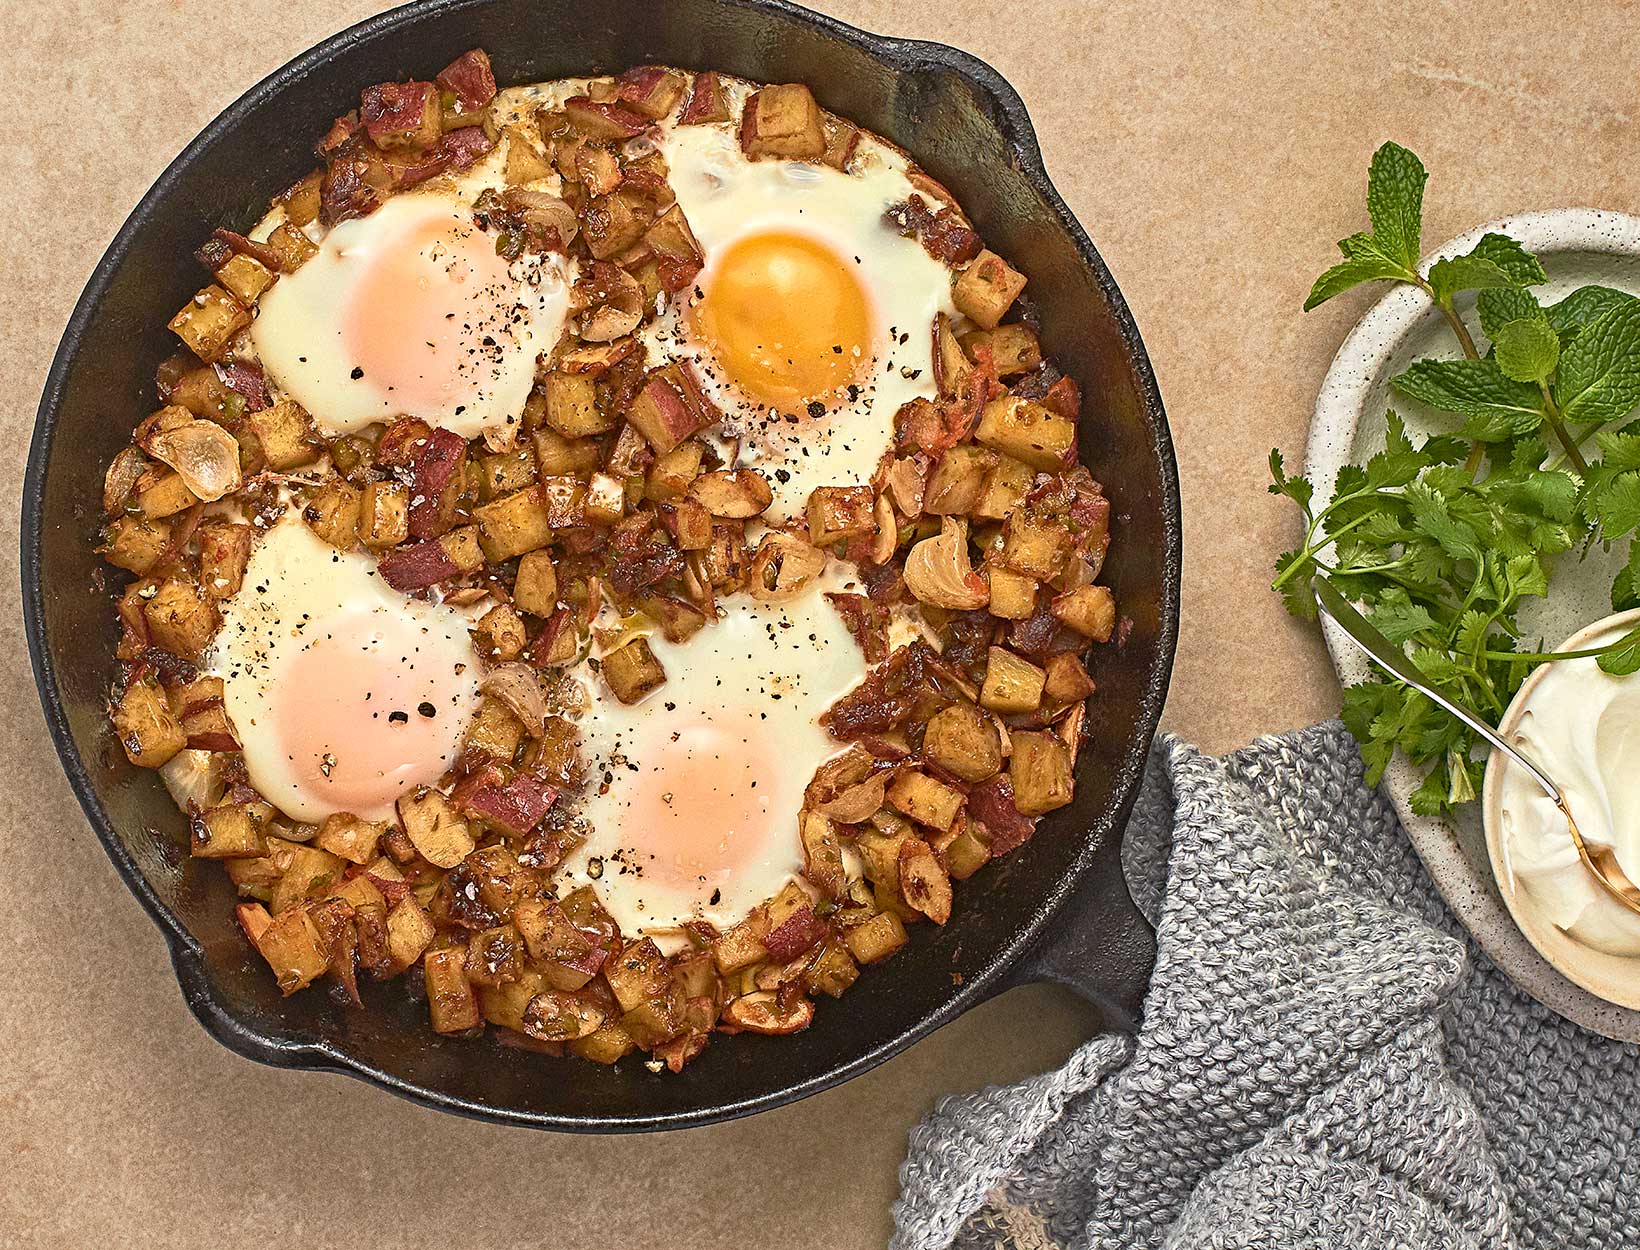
[21,0,1181,1132]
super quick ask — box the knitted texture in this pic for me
[893,722,1640,1250]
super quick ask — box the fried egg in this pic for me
[207,514,482,822]
[652,122,957,521]
[252,188,570,441]
[558,576,867,937]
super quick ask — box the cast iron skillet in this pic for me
[22,0,1180,1132]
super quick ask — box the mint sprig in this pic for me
[1274,141,1640,816]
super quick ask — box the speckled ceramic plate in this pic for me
[1306,208,1640,1041]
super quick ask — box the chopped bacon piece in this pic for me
[378,539,460,591]
[408,427,467,539]
[968,775,1037,855]
[214,361,269,413]
[885,195,983,266]
[563,95,650,140]
[463,773,559,837]
[376,416,434,467]
[656,254,703,294]
[320,156,383,226]
[436,49,497,112]
[764,905,827,963]
[823,642,957,740]
[393,126,497,189]
[826,592,888,664]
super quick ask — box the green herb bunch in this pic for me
[1271,141,1640,816]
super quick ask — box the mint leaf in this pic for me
[1554,299,1640,425]
[1390,358,1543,436]
[1468,233,1547,286]
[1492,317,1560,383]
[1366,142,1427,272]
[1305,255,1413,311]
[1477,287,1544,339]
[1598,625,1640,676]
[1427,236,1542,307]
[1545,286,1639,341]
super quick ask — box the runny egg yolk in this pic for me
[692,230,874,413]
[614,716,785,899]
[343,213,517,416]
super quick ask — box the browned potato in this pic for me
[249,399,319,470]
[101,516,171,575]
[1009,730,1074,815]
[425,947,482,1033]
[986,567,1038,620]
[438,526,486,573]
[503,125,553,184]
[313,812,385,864]
[689,469,773,518]
[1002,510,1073,580]
[844,911,908,965]
[943,825,993,880]
[385,897,437,971]
[251,906,330,995]
[975,396,1076,471]
[168,285,249,361]
[216,254,276,305]
[266,222,318,272]
[922,702,1003,782]
[953,250,1027,329]
[396,787,475,868]
[980,646,1046,715]
[800,811,847,898]
[474,486,557,562]
[972,455,1035,522]
[473,603,528,661]
[886,769,965,833]
[192,802,269,859]
[1044,652,1097,704]
[740,84,825,159]
[113,676,185,768]
[511,549,559,616]
[961,324,1042,376]
[544,370,614,436]
[584,471,626,525]
[1053,584,1117,642]
[602,637,665,704]
[924,445,997,516]
[646,441,704,499]
[304,481,362,549]
[143,579,220,659]
[358,481,410,549]
[806,485,876,546]
[198,522,253,599]
[532,427,601,477]
[898,837,952,923]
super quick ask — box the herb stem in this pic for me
[1483,643,1627,663]
[1537,383,1590,475]
[1416,279,1480,360]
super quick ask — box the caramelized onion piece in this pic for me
[904,517,988,610]
[481,662,547,736]
[143,419,243,502]
[747,532,825,602]
[160,749,229,811]
[103,446,151,514]
[502,188,579,250]
[816,773,887,823]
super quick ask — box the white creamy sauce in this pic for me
[1499,624,1640,955]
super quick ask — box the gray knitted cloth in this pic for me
[893,722,1640,1250]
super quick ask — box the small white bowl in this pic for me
[1482,608,1640,1011]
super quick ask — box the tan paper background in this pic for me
[4,1,1638,1245]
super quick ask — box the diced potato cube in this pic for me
[922,702,1002,782]
[806,485,876,546]
[143,578,220,659]
[101,516,171,575]
[512,549,559,616]
[584,471,626,525]
[980,646,1046,714]
[1044,652,1097,704]
[1052,584,1117,642]
[523,989,607,1041]
[627,374,704,455]
[396,787,475,868]
[386,897,436,970]
[252,906,330,994]
[466,697,524,762]
[473,603,528,661]
[276,171,322,227]
[975,396,1076,471]
[713,921,768,975]
[1002,511,1073,580]
[960,324,1042,376]
[821,114,860,170]
[898,837,952,923]
[580,189,653,259]
[856,829,911,891]
[800,810,847,898]
[216,254,275,305]
[1009,730,1074,815]
[503,125,553,184]
[168,285,249,361]
[646,441,704,499]
[953,250,1027,329]
[313,812,385,864]
[689,469,773,518]
[887,770,964,833]
[362,79,442,151]
[972,455,1035,522]
[112,676,185,768]
[986,567,1038,620]
[844,911,908,965]
[425,947,482,1033]
[474,486,556,562]
[357,481,409,548]
[602,637,665,704]
[944,826,992,880]
[532,427,601,477]
[605,938,671,1013]
[267,222,318,272]
[303,481,361,549]
[248,398,319,470]
[136,470,199,520]
[740,84,825,159]
[924,445,997,516]
[480,447,538,500]
[439,525,485,573]
[658,498,712,550]
[544,370,614,436]
[192,802,268,859]
[197,521,252,599]
[569,1018,637,1064]
[465,924,525,988]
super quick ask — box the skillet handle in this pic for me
[999,853,1156,1034]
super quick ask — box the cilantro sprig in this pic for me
[1275,141,1640,816]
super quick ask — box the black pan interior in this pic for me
[23,0,1179,1131]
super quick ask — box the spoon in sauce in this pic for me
[1315,576,1640,917]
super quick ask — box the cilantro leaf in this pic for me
[1587,470,1640,539]
[1596,424,1640,472]
[1553,298,1640,425]
[1492,317,1560,383]
[1390,358,1543,436]
[1368,589,1439,642]
[1365,142,1427,272]
[1363,411,1429,488]
[1267,448,1314,511]
[1598,625,1640,676]
[1613,541,1640,611]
